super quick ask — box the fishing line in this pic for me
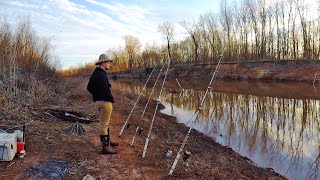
[119,65,158,137]
[130,65,165,146]
[168,52,224,176]
[142,56,172,158]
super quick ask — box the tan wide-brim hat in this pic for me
[95,54,113,65]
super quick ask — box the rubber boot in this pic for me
[108,128,119,146]
[100,135,117,154]
[101,144,117,154]
[100,135,119,147]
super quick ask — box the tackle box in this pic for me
[0,133,17,161]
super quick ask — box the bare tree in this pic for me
[198,15,209,63]
[141,43,162,67]
[220,0,235,61]
[246,0,260,60]
[158,21,175,61]
[259,0,267,60]
[180,20,200,64]
[123,35,141,69]
[274,1,281,60]
[294,0,310,59]
[107,47,128,71]
[200,12,220,63]
[284,0,293,59]
[177,38,193,64]
[236,2,250,60]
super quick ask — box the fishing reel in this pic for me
[136,127,143,135]
[130,127,143,147]
[183,150,191,162]
[125,123,131,130]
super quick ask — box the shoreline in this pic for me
[111,60,320,83]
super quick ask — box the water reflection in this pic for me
[112,79,320,180]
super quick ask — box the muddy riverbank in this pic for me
[0,76,286,179]
[112,60,320,82]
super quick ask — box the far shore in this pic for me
[111,60,320,83]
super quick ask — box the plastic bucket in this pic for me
[16,142,25,158]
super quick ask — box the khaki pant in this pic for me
[95,101,113,135]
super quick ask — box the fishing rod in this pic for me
[168,52,224,176]
[175,78,184,92]
[119,65,158,137]
[175,78,184,98]
[142,57,172,158]
[130,65,165,146]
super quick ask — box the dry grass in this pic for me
[0,18,68,124]
[59,63,96,77]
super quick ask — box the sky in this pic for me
[0,0,221,69]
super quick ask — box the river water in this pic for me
[113,78,320,180]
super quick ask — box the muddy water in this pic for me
[112,79,320,180]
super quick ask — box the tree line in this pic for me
[99,0,320,72]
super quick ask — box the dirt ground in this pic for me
[0,75,286,180]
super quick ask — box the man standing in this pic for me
[87,53,119,154]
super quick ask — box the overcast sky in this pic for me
[1,0,222,69]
